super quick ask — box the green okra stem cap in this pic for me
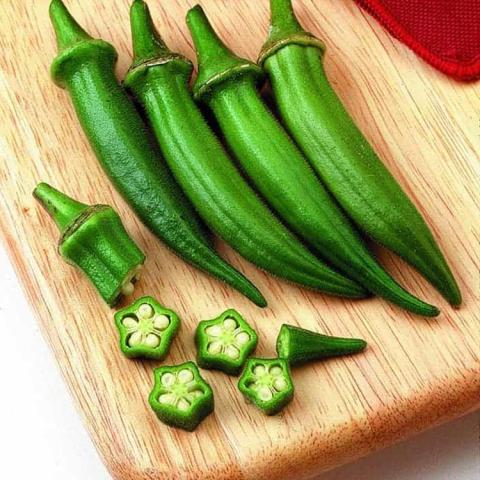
[33,182,89,234]
[186,4,262,101]
[258,0,325,66]
[49,0,92,52]
[130,0,176,66]
[125,0,192,87]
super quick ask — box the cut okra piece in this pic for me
[114,296,180,360]
[276,324,367,366]
[238,358,294,415]
[195,309,258,375]
[149,361,214,431]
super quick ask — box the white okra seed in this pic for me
[273,377,288,392]
[235,331,250,345]
[253,365,266,376]
[223,318,237,330]
[225,345,240,359]
[138,303,154,319]
[128,331,143,347]
[190,389,203,399]
[269,366,283,377]
[144,333,160,348]
[122,316,138,329]
[161,372,175,387]
[159,393,176,404]
[207,340,223,355]
[178,369,194,383]
[121,281,134,296]
[205,325,222,337]
[153,314,170,330]
[257,386,273,401]
[177,398,191,411]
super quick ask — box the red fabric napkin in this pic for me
[354,0,480,81]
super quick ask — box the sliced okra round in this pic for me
[114,296,180,360]
[238,358,294,415]
[149,361,214,431]
[195,309,258,375]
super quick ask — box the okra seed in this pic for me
[138,303,154,319]
[159,393,176,404]
[122,316,138,328]
[223,318,237,330]
[273,377,288,392]
[190,389,203,398]
[153,314,170,330]
[121,281,134,296]
[128,331,143,347]
[161,372,175,387]
[235,331,250,345]
[253,365,266,376]
[144,333,160,348]
[205,325,222,337]
[269,366,282,376]
[178,369,194,384]
[177,398,191,411]
[208,340,223,355]
[257,386,273,401]
[225,345,240,359]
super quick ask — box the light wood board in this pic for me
[1,1,479,478]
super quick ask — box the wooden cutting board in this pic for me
[1,1,478,478]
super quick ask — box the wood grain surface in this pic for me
[1,1,479,479]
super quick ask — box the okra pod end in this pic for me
[33,182,88,234]
[186,4,263,102]
[34,183,145,306]
[276,324,367,366]
[258,0,325,67]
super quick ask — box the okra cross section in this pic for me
[114,296,180,360]
[149,361,214,431]
[195,309,258,375]
[238,358,294,415]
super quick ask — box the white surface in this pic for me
[0,245,478,480]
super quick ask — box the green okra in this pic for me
[195,309,257,375]
[238,358,294,415]
[123,0,367,299]
[186,5,440,318]
[258,0,461,306]
[114,296,180,360]
[48,0,266,308]
[149,361,214,431]
[276,324,367,366]
[33,182,144,306]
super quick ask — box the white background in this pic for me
[0,245,477,480]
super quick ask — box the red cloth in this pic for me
[354,0,480,81]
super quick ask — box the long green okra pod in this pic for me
[258,0,461,306]
[123,0,366,299]
[48,0,266,307]
[186,5,439,317]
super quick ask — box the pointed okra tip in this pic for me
[33,182,89,234]
[49,0,92,52]
[258,0,325,66]
[129,0,172,65]
[186,4,262,101]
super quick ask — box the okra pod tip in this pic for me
[258,0,325,66]
[186,4,263,102]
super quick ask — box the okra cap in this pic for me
[186,5,263,102]
[49,0,117,87]
[124,0,193,89]
[258,0,325,67]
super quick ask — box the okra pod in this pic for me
[186,5,439,317]
[123,0,367,299]
[258,0,461,306]
[48,0,266,307]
